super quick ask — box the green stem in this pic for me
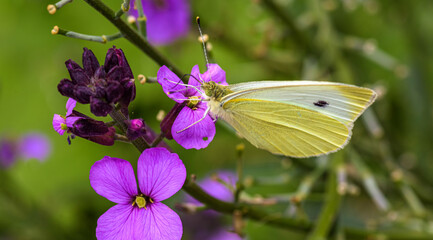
[134,0,147,37]
[307,152,343,240]
[82,0,185,78]
[115,0,130,18]
[150,133,165,147]
[109,108,150,151]
[54,27,123,43]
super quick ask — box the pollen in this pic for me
[134,195,147,209]
[60,123,68,131]
[187,96,201,109]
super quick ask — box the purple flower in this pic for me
[0,133,52,168]
[90,147,186,240]
[18,133,51,162]
[157,64,227,149]
[53,98,76,135]
[57,47,135,117]
[53,98,115,146]
[129,0,190,45]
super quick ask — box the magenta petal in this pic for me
[201,64,227,85]
[137,148,186,202]
[172,105,215,149]
[90,157,138,204]
[96,204,136,240]
[53,114,66,135]
[157,65,187,103]
[188,65,202,88]
[140,202,183,240]
[66,98,77,116]
[19,133,51,162]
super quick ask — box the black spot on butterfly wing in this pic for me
[314,100,329,108]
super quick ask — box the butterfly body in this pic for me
[202,80,377,158]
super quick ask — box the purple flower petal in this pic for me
[96,204,136,240]
[53,114,66,135]
[90,97,113,117]
[96,203,182,240]
[201,64,227,86]
[172,104,215,149]
[157,65,187,103]
[90,157,138,204]
[142,202,183,239]
[65,59,90,85]
[66,116,82,129]
[66,98,77,116]
[137,148,186,202]
[19,133,51,162]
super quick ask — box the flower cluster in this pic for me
[57,47,135,117]
[157,64,227,149]
[128,0,190,45]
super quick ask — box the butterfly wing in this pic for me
[215,81,376,158]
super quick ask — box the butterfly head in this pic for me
[202,81,232,101]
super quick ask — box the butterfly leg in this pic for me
[176,107,211,133]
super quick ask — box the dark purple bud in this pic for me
[90,97,113,116]
[70,119,115,146]
[106,81,124,103]
[126,119,147,140]
[71,118,110,136]
[74,85,94,104]
[87,127,115,146]
[160,102,185,140]
[94,66,106,80]
[106,66,124,82]
[82,48,100,77]
[94,86,106,98]
[119,78,136,107]
[58,79,76,98]
[104,47,134,79]
[65,59,90,85]
[0,138,17,168]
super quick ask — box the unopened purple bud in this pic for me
[74,85,94,104]
[58,79,76,98]
[65,59,90,85]
[106,81,124,104]
[126,119,146,140]
[70,118,115,146]
[160,102,185,140]
[71,118,111,137]
[104,47,133,79]
[90,97,113,117]
[82,48,100,77]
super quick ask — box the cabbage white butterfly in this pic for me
[200,80,376,158]
[182,17,377,158]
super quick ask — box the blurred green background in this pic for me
[1,0,433,239]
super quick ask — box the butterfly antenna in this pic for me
[196,16,213,81]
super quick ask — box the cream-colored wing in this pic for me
[225,81,376,126]
[219,99,351,158]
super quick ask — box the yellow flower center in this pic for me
[187,96,201,109]
[61,123,68,130]
[133,194,154,209]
